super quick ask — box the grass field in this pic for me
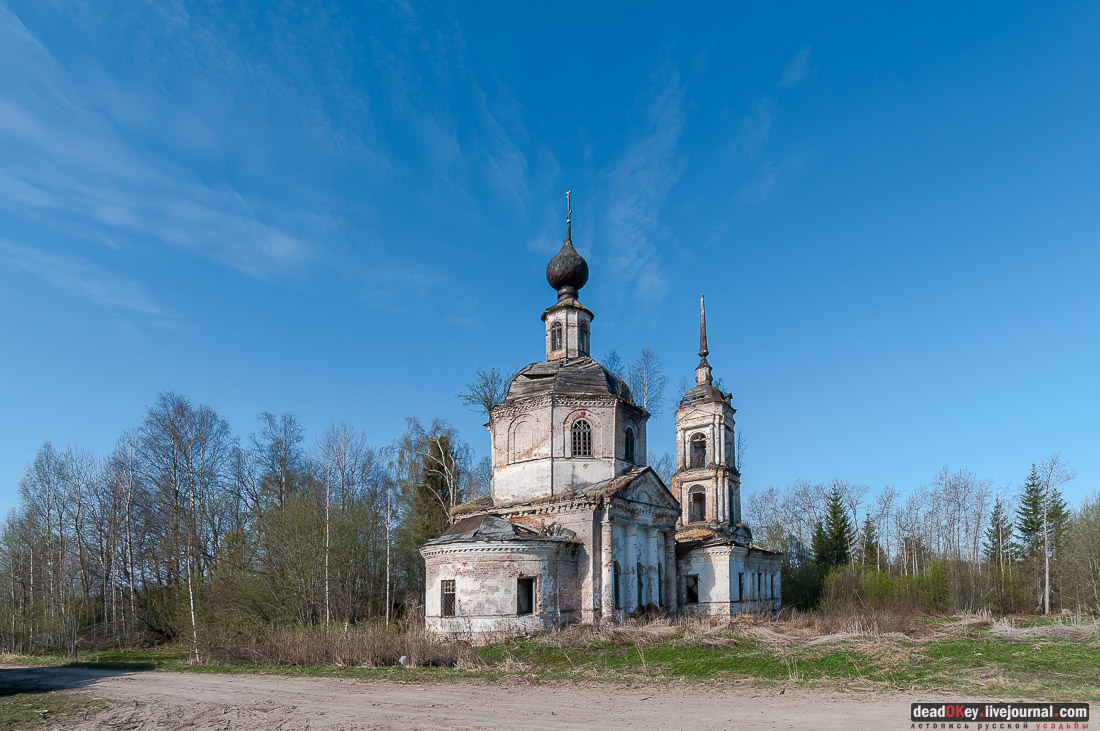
[4,613,1098,722]
[0,693,104,726]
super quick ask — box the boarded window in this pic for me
[517,576,535,615]
[685,574,699,604]
[689,487,706,522]
[738,572,744,602]
[624,427,635,462]
[690,434,706,468]
[441,579,456,617]
[572,419,592,457]
[637,562,644,608]
[550,322,563,352]
[613,562,622,610]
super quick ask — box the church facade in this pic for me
[420,207,781,636]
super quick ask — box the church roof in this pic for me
[451,466,675,516]
[678,382,731,408]
[674,524,782,557]
[504,357,634,405]
[424,514,579,545]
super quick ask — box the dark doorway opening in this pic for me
[517,576,535,615]
[685,575,699,604]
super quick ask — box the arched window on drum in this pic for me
[571,419,592,457]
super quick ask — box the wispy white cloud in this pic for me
[600,65,686,305]
[735,162,780,206]
[0,1,370,284]
[779,46,813,87]
[734,99,772,160]
[735,154,806,206]
[365,8,554,228]
[0,240,163,316]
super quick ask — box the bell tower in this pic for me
[673,295,744,535]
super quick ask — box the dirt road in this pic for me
[2,665,966,729]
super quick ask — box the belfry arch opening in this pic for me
[550,322,563,352]
[690,433,706,468]
[688,485,706,522]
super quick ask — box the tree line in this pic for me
[6,357,1097,661]
[1,391,484,659]
[746,453,1100,615]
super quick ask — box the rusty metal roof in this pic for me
[451,466,670,516]
[674,524,783,557]
[678,382,731,408]
[425,514,579,545]
[504,357,634,404]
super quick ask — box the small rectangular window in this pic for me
[517,576,536,615]
[441,579,456,617]
[613,563,622,610]
[685,574,699,604]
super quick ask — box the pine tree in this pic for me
[1016,465,1045,562]
[1015,463,1070,612]
[984,497,1015,571]
[858,515,881,569]
[812,486,852,569]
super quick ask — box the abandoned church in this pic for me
[420,204,782,636]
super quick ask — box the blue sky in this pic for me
[2,1,1098,517]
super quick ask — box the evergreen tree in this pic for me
[1016,465,1045,561]
[1015,463,1070,611]
[812,486,852,569]
[858,515,881,569]
[984,497,1015,571]
[1016,465,1069,561]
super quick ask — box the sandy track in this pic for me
[2,665,959,729]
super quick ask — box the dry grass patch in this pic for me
[990,616,1099,642]
[201,624,480,668]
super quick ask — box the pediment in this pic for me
[614,468,680,510]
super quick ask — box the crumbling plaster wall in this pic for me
[422,540,579,636]
[462,490,679,625]
[490,396,648,504]
[677,545,782,616]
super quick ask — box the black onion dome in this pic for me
[546,224,589,301]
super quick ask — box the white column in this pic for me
[600,510,614,618]
[642,527,651,606]
[625,525,637,613]
[664,532,677,612]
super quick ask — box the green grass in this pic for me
[0,693,103,727]
[4,616,1097,702]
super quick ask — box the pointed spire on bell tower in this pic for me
[565,189,571,243]
[696,294,713,385]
